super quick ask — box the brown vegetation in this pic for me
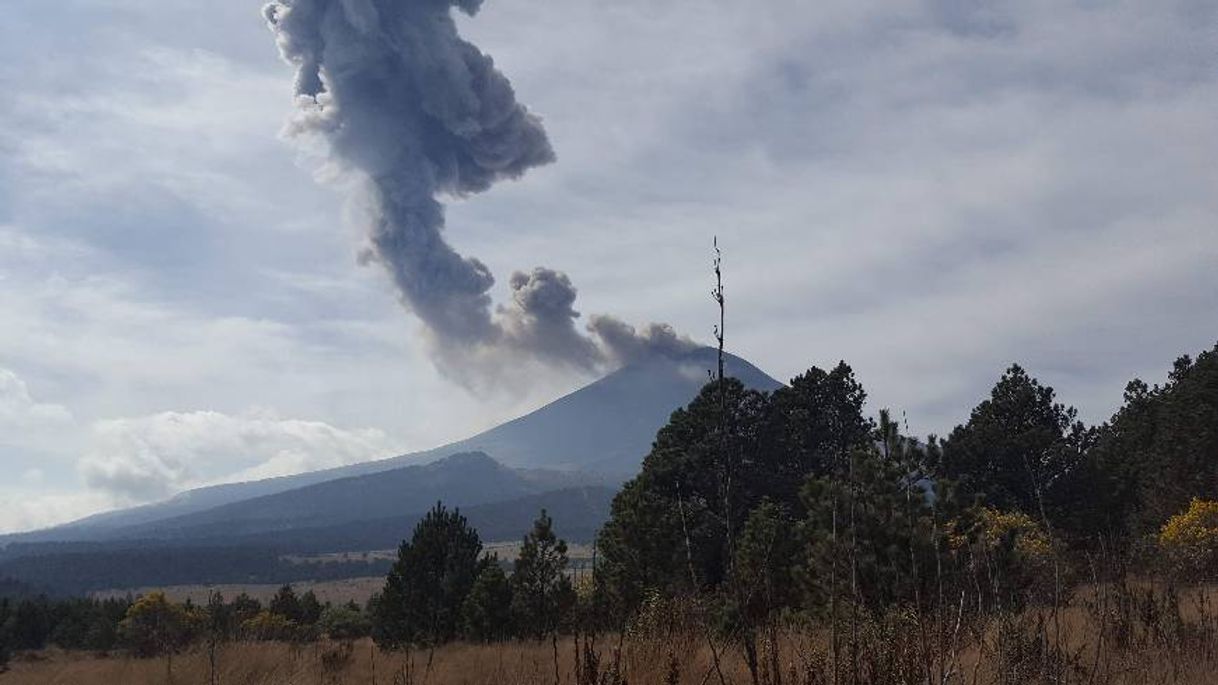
[7,581,1218,685]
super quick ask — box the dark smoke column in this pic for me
[264,0,693,376]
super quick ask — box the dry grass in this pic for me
[3,637,711,685]
[10,582,1218,684]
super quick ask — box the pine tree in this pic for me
[269,585,302,623]
[511,510,575,640]
[298,590,323,626]
[372,502,482,648]
[461,557,513,642]
[938,364,1085,517]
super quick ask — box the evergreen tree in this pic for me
[0,599,11,672]
[461,557,513,642]
[298,590,323,626]
[372,502,482,648]
[764,362,873,505]
[229,593,262,626]
[268,585,302,623]
[10,598,51,651]
[511,510,575,640]
[938,365,1086,517]
[1084,344,1218,537]
[800,446,939,613]
[598,378,770,612]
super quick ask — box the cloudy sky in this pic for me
[1,0,1215,534]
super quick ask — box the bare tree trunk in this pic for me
[830,499,839,685]
[677,486,729,685]
[208,638,218,685]
[848,451,859,685]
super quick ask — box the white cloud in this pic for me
[0,490,121,536]
[0,368,73,427]
[79,409,399,503]
[0,365,411,532]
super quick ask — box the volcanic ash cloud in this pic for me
[264,0,694,379]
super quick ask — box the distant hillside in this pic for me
[263,485,617,552]
[72,452,585,542]
[6,347,780,544]
[0,486,614,595]
[143,485,615,554]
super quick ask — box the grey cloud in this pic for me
[263,0,693,377]
[499,267,601,369]
[587,315,698,366]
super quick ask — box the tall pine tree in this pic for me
[372,502,482,648]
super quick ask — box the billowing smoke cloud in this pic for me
[263,0,694,378]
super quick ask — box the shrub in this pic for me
[240,610,298,642]
[972,508,1058,605]
[118,592,198,658]
[1158,498,1218,577]
[319,605,372,640]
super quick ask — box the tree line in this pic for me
[0,583,380,672]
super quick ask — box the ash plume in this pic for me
[263,0,694,378]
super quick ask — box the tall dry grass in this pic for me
[5,581,1218,685]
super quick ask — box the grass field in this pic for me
[5,627,1216,685]
[8,587,1218,684]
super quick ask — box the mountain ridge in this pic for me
[3,348,781,545]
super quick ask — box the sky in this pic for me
[1,0,1216,534]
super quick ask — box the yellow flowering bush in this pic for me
[967,508,1057,603]
[1158,498,1218,576]
[240,610,298,641]
[978,508,1054,563]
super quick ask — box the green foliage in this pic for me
[722,499,799,631]
[47,597,129,651]
[765,363,873,499]
[598,378,773,610]
[461,557,513,642]
[1086,345,1218,538]
[319,604,372,640]
[269,584,302,623]
[229,593,262,626]
[511,509,575,639]
[939,364,1088,516]
[0,599,12,672]
[10,598,52,650]
[298,590,323,625]
[595,476,687,620]
[372,502,483,648]
[800,444,939,613]
[598,365,874,619]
